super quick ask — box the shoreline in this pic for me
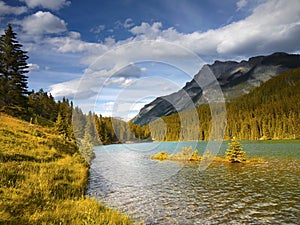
[0,114,135,225]
[97,138,300,148]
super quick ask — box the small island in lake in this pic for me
[150,138,265,164]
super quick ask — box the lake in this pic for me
[87,140,300,224]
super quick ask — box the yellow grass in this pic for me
[0,113,134,225]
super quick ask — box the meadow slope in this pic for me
[0,113,134,225]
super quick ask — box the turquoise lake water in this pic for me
[88,140,300,224]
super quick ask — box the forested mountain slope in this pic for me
[149,68,300,141]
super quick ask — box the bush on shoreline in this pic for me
[150,146,201,162]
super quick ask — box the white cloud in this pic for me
[21,11,67,35]
[91,24,106,34]
[124,18,134,29]
[46,34,107,53]
[104,37,116,46]
[195,0,300,55]
[113,18,135,30]
[114,20,123,29]
[236,0,248,11]
[84,40,202,79]
[49,78,98,100]
[0,1,27,16]
[100,101,115,112]
[20,0,70,10]
[130,22,163,37]
[120,0,296,57]
[68,31,81,39]
[113,64,142,78]
[126,0,299,56]
[28,63,40,71]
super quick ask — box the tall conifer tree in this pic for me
[0,24,29,110]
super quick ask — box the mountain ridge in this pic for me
[133,52,300,125]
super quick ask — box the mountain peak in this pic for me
[133,52,300,125]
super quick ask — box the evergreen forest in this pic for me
[148,68,300,141]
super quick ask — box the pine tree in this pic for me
[72,106,86,139]
[28,89,59,122]
[55,112,68,138]
[80,123,96,164]
[0,24,29,112]
[94,114,110,145]
[55,98,74,140]
[85,111,99,145]
[225,137,246,163]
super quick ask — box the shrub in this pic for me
[151,146,201,161]
[150,151,168,160]
[225,137,246,163]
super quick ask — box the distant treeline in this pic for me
[73,108,150,145]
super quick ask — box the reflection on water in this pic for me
[87,141,300,224]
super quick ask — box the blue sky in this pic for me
[1,0,300,119]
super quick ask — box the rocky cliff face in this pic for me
[133,52,300,125]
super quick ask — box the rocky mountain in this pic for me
[133,52,300,125]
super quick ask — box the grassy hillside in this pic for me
[0,113,134,225]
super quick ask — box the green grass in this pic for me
[0,113,134,225]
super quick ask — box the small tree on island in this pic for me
[226,137,246,163]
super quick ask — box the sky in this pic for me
[1,0,300,120]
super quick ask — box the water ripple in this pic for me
[88,142,300,224]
